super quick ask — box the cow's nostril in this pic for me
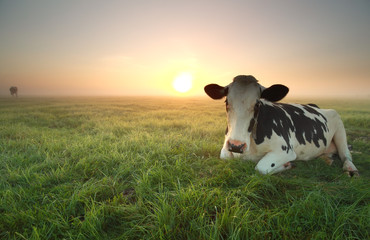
[227,140,246,153]
[228,144,233,151]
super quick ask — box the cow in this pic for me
[10,86,18,97]
[204,75,359,176]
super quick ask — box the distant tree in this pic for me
[10,86,18,97]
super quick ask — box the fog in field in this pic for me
[1,1,370,98]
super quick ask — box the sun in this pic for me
[173,72,193,93]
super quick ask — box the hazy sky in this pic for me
[1,0,369,97]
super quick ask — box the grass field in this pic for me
[1,96,369,239]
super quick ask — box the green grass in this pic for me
[0,96,369,240]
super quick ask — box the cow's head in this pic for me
[204,75,288,156]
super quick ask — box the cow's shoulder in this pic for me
[254,100,295,149]
[307,103,319,108]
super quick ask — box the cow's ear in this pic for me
[261,84,289,102]
[204,84,228,99]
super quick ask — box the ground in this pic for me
[0,96,369,239]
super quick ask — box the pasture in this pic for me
[0,96,369,239]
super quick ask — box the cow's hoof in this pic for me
[290,162,297,169]
[345,171,360,177]
[283,161,296,170]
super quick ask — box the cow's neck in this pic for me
[248,99,261,140]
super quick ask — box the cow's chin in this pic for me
[220,148,245,160]
[220,148,234,159]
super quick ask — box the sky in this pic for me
[0,0,369,97]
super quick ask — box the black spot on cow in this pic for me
[253,101,328,150]
[248,118,255,133]
[271,163,275,167]
[248,100,261,133]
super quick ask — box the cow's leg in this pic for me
[255,150,297,175]
[321,155,334,166]
[333,123,359,176]
[321,140,337,165]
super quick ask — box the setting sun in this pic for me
[172,72,193,93]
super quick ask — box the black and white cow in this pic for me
[10,86,18,97]
[205,75,358,176]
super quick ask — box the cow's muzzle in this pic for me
[227,140,246,153]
